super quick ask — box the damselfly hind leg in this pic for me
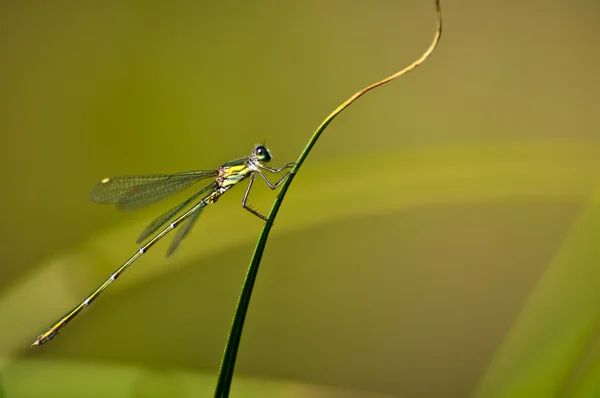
[241,174,267,220]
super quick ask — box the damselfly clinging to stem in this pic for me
[32,144,295,346]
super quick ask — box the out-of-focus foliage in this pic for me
[0,0,599,397]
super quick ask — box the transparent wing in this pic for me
[136,183,215,244]
[89,170,217,211]
[166,205,205,258]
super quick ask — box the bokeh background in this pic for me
[1,0,600,397]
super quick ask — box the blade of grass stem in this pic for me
[214,1,443,396]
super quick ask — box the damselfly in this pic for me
[32,144,295,346]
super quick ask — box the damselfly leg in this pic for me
[241,162,296,220]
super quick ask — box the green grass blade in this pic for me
[214,1,443,396]
[472,187,600,398]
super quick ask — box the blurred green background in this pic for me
[1,0,600,397]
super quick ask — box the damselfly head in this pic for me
[253,145,272,163]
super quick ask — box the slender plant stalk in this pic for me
[214,1,443,396]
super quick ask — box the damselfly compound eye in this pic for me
[255,145,271,162]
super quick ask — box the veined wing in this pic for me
[165,205,205,257]
[136,183,215,244]
[89,170,217,211]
